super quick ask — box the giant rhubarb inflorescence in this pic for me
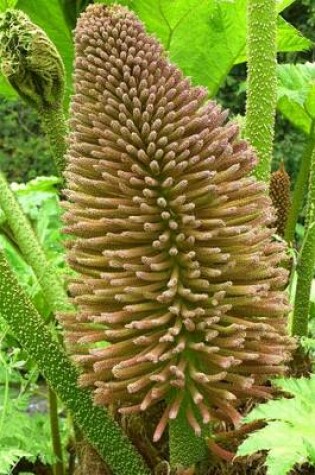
[62,4,295,442]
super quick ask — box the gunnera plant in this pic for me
[61,4,296,443]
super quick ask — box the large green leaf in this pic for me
[237,376,315,475]
[235,16,311,65]
[98,0,311,96]
[277,63,315,135]
[0,75,16,100]
[0,0,17,11]
[0,0,310,101]
[238,421,306,475]
[276,0,297,11]
[277,17,311,54]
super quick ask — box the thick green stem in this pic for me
[49,386,65,475]
[41,105,68,176]
[306,138,315,231]
[169,404,208,470]
[0,250,150,475]
[291,133,315,337]
[0,172,70,315]
[0,172,69,467]
[245,0,277,184]
[285,124,315,244]
[291,223,315,336]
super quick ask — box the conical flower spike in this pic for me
[62,4,296,442]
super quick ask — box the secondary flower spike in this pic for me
[269,162,291,237]
[62,4,295,442]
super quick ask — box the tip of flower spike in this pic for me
[80,3,130,18]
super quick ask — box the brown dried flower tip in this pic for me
[61,4,295,442]
[269,162,291,237]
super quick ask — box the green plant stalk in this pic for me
[0,348,9,437]
[41,105,68,176]
[0,250,150,475]
[23,27,68,470]
[285,123,315,244]
[169,403,208,470]
[0,172,70,315]
[291,223,315,336]
[49,387,65,475]
[245,0,277,184]
[306,136,315,230]
[291,137,315,336]
[0,176,68,472]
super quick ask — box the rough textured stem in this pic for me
[306,133,315,229]
[169,404,208,470]
[285,124,315,244]
[291,223,315,336]
[245,0,277,184]
[0,172,70,314]
[49,387,65,475]
[0,250,150,475]
[41,105,68,176]
[291,134,315,336]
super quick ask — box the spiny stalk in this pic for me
[245,0,277,184]
[0,249,150,475]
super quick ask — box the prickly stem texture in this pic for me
[285,125,315,244]
[0,250,150,475]
[0,172,70,315]
[169,403,208,469]
[245,0,277,184]
[306,134,315,229]
[0,9,67,174]
[41,105,68,176]
[291,223,315,336]
[63,4,295,443]
[292,133,315,336]
[269,162,291,237]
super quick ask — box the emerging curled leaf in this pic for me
[0,9,64,110]
[61,4,295,442]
